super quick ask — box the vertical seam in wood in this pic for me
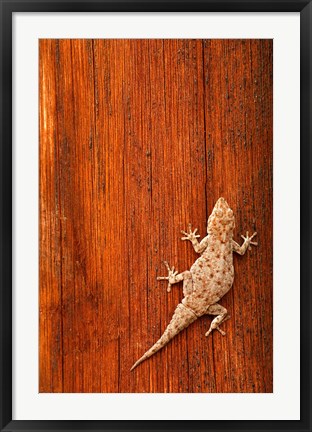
[162,40,167,124]
[146,41,151,392]
[202,40,217,391]
[201,41,209,220]
[69,40,77,392]
[54,39,64,392]
[121,42,132,387]
[161,40,170,392]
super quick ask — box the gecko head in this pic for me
[207,197,235,235]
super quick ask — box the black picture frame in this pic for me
[1,1,311,431]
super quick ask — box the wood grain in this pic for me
[39,39,273,393]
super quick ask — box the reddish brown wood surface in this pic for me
[39,39,273,393]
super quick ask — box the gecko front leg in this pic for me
[157,261,193,295]
[232,231,258,255]
[181,223,209,254]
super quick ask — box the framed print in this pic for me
[1,1,311,431]
[38,37,273,393]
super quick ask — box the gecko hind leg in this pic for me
[205,304,229,337]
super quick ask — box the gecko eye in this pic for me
[227,209,233,217]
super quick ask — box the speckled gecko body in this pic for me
[131,197,257,371]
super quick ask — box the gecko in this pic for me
[130,197,257,371]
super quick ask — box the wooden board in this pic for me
[39,39,273,393]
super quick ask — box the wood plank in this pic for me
[39,39,63,392]
[202,39,273,392]
[39,39,273,393]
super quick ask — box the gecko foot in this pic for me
[181,223,200,242]
[206,325,225,337]
[156,261,178,292]
[241,231,258,250]
[205,315,230,337]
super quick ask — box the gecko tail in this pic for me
[130,353,150,371]
[130,303,197,371]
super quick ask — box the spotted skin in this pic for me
[131,197,257,371]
